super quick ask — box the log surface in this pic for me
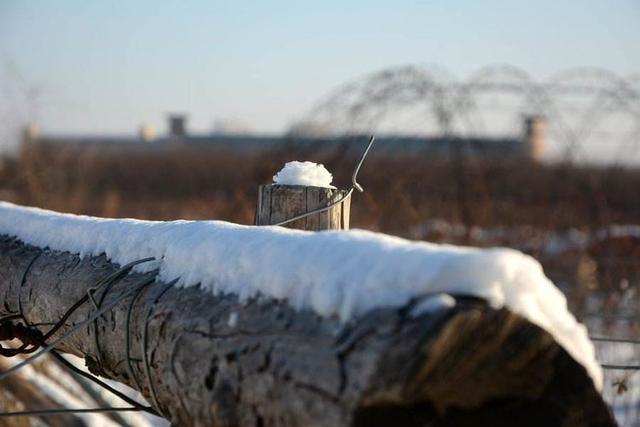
[256,184,350,230]
[0,235,615,426]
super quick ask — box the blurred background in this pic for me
[1,1,640,425]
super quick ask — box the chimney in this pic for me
[139,124,156,142]
[168,114,187,138]
[524,115,545,162]
[22,123,39,144]
[19,124,39,163]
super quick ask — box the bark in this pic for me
[255,184,350,230]
[0,235,615,427]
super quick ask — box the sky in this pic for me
[1,0,639,142]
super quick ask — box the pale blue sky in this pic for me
[1,0,639,136]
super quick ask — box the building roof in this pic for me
[33,133,525,157]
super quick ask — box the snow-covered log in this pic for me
[0,203,615,426]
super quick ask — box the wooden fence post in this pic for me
[255,184,351,231]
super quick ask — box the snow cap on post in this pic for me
[256,161,350,230]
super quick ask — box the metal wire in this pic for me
[125,280,154,393]
[0,276,155,382]
[141,280,177,413]
[17,251,42,326]
[89,257,156,365]
[590,335,640,372]
[272,135,375,226]
[602,364,640,371]
[303,64,640,164]
[49,349,158,415]
[0,313,21,323]
[0,258,167,419]
[0,407,144,418]
[47,354,138,427]
[591,336,640,345]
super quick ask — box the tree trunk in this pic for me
[0,235,615,427]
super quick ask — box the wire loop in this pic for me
[271,135,375,226]
[0,256,162,419]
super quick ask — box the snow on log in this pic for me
[0,202,615,426]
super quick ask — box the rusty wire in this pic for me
[0,255,164,418]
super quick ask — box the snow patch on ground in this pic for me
[597,224,640,241]
[273,161,335,188]
[1,356,120,426]
[227,311,239,328]
[63,355,170,427]
[0,201,602,389]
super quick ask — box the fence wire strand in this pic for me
[0,255,165,419]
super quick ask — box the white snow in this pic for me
[409,294,457,318]
[272,161,335,188]
[0,201,602,389]
[63,355,170,427]
[227,311,239,328]
[1,356,121,426]
[0,354,164,427]
[596,224,640,240]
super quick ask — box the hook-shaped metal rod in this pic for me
[352,135,375,193]
[272,135,375,227]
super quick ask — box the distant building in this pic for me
[524,115,545,161]
[139,124,156,142]
[21,114,545,162]
[168,114,187,139]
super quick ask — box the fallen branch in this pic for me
[0,235,614,426]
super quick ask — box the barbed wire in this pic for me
[0,254,165,419]
[294,64,640,164]
[0,407,144,419]
[591,335,640,374]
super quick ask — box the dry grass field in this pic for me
[2,143,640,424]
[3,143,640,233]
[3,142,640,308]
